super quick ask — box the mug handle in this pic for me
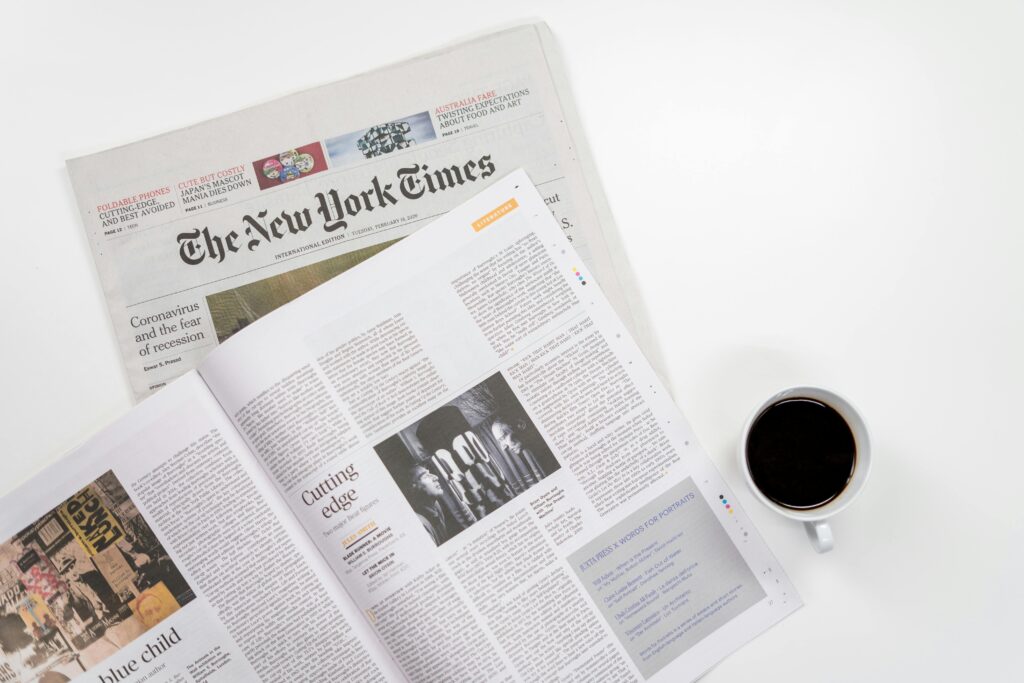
[804,520,834,553]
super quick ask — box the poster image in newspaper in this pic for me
[68,23,646,401]
[0,471,194,681]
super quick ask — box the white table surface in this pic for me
[2,1,1021,680]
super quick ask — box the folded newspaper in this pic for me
[0,172,799,682]
[67,22,656,401]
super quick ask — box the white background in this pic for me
[1,1,1021,680]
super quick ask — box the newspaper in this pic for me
[0,173,798,682]
[67,23,652,401]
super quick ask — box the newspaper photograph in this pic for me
[68,23,645,400]
[0,472,193,680]
[374,372,561,546]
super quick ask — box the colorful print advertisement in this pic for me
[325,111,437,168]
[0,471,195,679]
[252,142,328,190]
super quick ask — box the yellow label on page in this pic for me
[472,198,518,232]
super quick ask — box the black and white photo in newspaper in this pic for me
[67,23,654,401]
[197,170,801,682]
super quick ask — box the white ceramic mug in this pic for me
[737,386,871,553]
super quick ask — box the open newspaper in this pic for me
[1,173,799,682]
[67,22,654,401]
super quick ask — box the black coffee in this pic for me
[746,398,856,509]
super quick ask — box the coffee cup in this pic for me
[737,386,871,553]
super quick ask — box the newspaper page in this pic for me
[199,170,801,682]
[0,372,403,682]
[67,23,650,402]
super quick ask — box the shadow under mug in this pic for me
[737,386,871,553]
